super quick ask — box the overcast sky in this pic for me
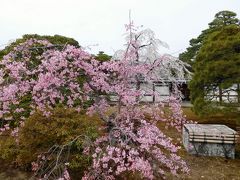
[0,0,240,55]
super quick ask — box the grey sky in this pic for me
[0,0,239,55]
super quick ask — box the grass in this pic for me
[182,107,240,129]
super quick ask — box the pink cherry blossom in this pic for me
[0,21,191,180]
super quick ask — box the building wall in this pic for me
[206,84,240,104]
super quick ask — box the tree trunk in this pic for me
[219,85,223,105]
[153,83,155,103]
[136,81,141,102]
[237,83,240,104]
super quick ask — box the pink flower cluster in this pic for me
[0,21,191,179]
[0,39,94,123]
[82,22,190,179]
[84,106,189,179]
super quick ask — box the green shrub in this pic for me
[0,107,102,176]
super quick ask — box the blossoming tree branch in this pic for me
[0,20,190,179]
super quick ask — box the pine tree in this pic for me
[189,24,240,115]
[179,10,240,71]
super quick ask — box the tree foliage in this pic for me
[189,24,240,115]
[0,21,190,179]
[0,34,80,60]
[209,10,240,28]
[95,51,111,62]
[179,10,240,70]
[0,107,101,177]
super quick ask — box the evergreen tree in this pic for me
[209,10,240,28]
[189,24,240,115]
[179,10,240,71]
[95,51,111,62]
